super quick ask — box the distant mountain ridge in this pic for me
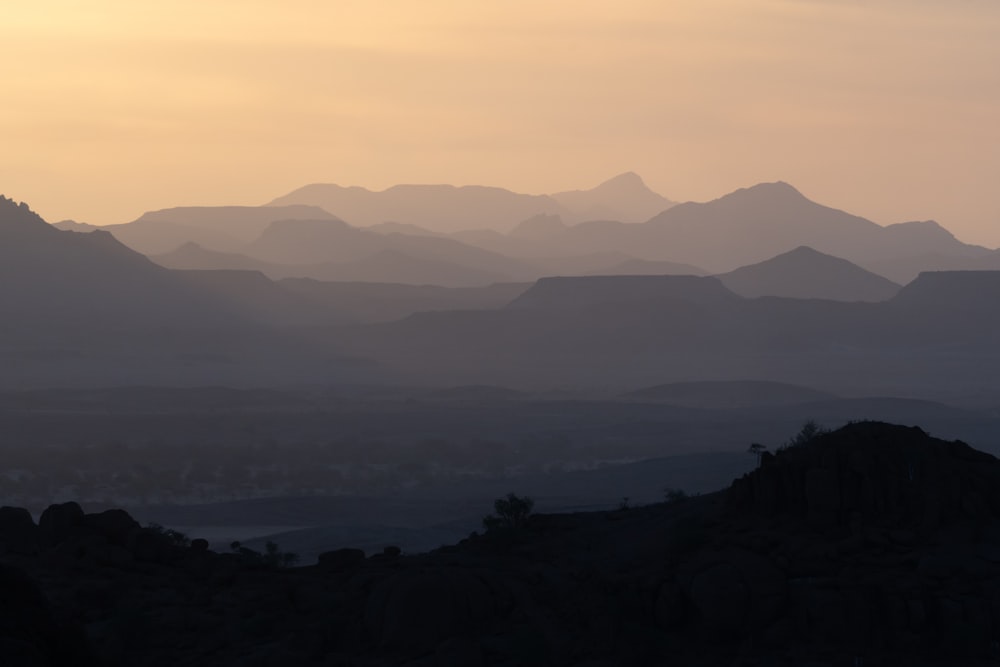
[550,172,674,223]
[0,195,238,335]
[0,195,370,388]
[891,270,1000,312]
[79,205,343,255]
[717,246,901,302]
[625,380,837,408]
[506,275,738,310]
[267,172,674,233]
[418,180,991,279]
[51,176,998,288]
[267,182,567,234]
[330,269,1000,400]
[633,182,990,272]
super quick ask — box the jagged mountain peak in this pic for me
[0,195,55,235]
[551,172,673,223]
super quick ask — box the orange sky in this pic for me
[3,1,999,246]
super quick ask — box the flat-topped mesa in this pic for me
[506,274,738,310]
[890,270,1000,310]
[727,421,1000,533]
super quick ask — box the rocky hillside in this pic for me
[3,422,1000,665]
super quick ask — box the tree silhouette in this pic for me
[483,493,534,532]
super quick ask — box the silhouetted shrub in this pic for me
[483,493,534,532]
[146,522,190,548]
[780,419,829,451]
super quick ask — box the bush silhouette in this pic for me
[483,493,534,532]
[146,522,190,548]
[780,419,829,451]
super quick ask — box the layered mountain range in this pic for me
[5,174,1000,398]
[55,174,1000,287]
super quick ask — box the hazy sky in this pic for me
[3,1,999,245]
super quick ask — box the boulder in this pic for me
[83,510,140,546]
[37,502,85,547]
[0,507,37,549]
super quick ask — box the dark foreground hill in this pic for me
[4,422,1000,665]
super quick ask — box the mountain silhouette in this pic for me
[586,257,707,277]
[152,241,281,273]
[455,181,994,281]
[506,274,738,310]
[890,270,1000,319]
[625,379,837,408]
[267,183,568,233]
[268,173,675,233]
[327,267,1000,399]
[100,205,342,255]
[0,196,372,388]
[641,183,993,272]
[862,246,1000,284]
[153,239,515,288]
[84,179,996,289]
[278,279,529,324]
[0,195,233,332]
[247,218,382,264]
[366,221,442,237]
[508,182,989,275]
[717,246,901,301]
[507,213,568,240]
[172,269,359,327]
[244,218,532,285]
[52,219,99,232]
[300,248,511,287]
[551,171,674,222]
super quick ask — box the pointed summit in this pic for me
[714,181,809,207]
[717,246,901,301]
[551,173,674,223]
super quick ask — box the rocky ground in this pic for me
[3,422,1000,666]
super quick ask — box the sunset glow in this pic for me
[3,1,999,244]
